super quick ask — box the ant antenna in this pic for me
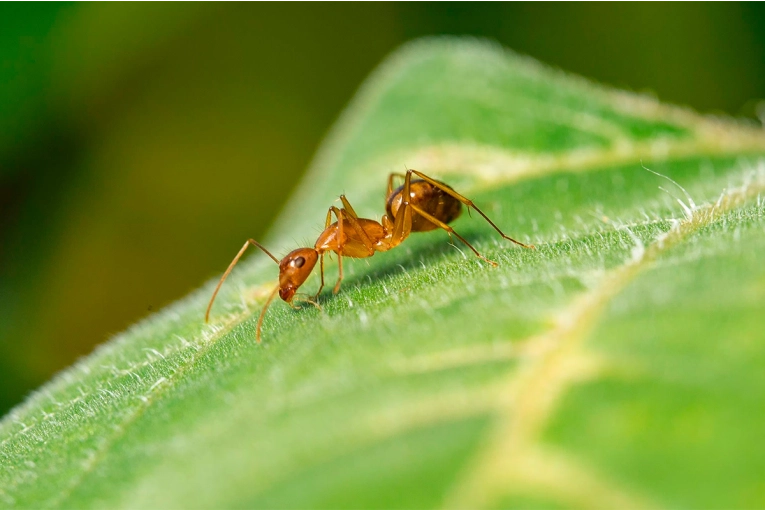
[206,239,280,323]
[256,284,280,343]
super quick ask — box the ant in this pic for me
[205,169,533,342]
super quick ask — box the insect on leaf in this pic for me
[2,38,765,509]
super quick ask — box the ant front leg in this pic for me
[313,253,325,301]
[409,169,534,249]
[292,294,323,312]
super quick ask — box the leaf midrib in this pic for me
[42,156,764,509]
[441,168,765,509]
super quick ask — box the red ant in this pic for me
[205,169,533,341]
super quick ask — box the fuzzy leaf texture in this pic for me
[2,38,765,509]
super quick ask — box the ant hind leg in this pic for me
[409,203,498,267]
[387,172,408,195]
[409,169,534,249]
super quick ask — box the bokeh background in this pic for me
[1,3,764,415]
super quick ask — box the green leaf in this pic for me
[2,38,765,509]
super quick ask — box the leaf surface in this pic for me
[2,38,765,509]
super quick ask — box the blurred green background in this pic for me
[1,3,764,416]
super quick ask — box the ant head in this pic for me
[278,248,318,302]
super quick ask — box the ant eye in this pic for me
[292,256,305,268]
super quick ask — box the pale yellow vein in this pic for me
[389,134,765,189]
[443,168,765,509]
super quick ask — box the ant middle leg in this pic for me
[330,206,345,294]
[337,196,376,256]
[312,253,326,301]
[408,169,534,249]
[312,207,335,300]
[408,203,499,266]
[338,194,359,219]
[327,203,383,293]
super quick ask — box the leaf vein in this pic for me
[443,164,765,509]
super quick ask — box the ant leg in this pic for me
[293,294,323,311]
[312,207,334,300]
[408,203,499,267]
[338,197,377,256]
[388,170,414,246]
[339,195,359,219]
[343,214,377,256]
[390,202,412,247]
[206,239,280,323]
[330,206,345,294]
[387,172,407,195]
[336,253,344,294]
[409,169,534,249]
[312,253,325,301]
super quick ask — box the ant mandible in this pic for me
[205,169,534,342]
